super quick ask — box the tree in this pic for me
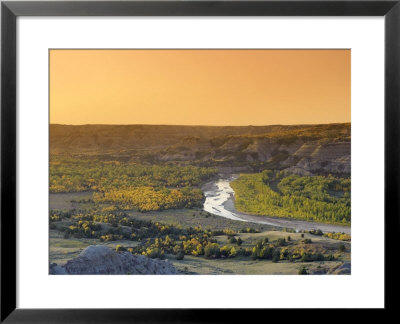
[261,169,273,184]
[220,245,231,258]
[276,238,286,246]
[259,247,273,259]
[228,236,237,244]
[192,244,204,256]
[204,243,220,259]
[272,250,280,263]
[229,247,237,258]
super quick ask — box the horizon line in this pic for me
[50,121,351,127]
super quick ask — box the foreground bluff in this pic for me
[50,245,178,275]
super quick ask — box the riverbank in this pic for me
[202,176,351,234]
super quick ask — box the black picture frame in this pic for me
[1,0,399,322]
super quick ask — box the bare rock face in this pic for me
[328,262,351,275]
[49,263,67,274]
[308,262,351,275]
[288,142,350,175]
[50,245,178,275]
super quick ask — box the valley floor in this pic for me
[49,192,351,275]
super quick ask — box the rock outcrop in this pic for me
[308,262,351,275]
[328,262,351,275]
[50,245,178,275]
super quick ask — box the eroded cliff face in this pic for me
[157,139,350,176]
[284,142,351,176]
[49,245,178,275]
[50,123,350,176]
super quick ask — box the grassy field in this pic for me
[50,192,93,210]
[50,230,141,265]
[50,192,274,232]
[171,255,346,275]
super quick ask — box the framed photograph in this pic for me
[1,0,398,321]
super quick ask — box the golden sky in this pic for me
[50,49,350,126]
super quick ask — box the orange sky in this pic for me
[50,49,350,126]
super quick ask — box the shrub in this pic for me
[259,247,274,259]
[261,169,273,184]
[191,244,204,256]
[144,247,164,259]
[301,252,324,262]
[323,232,351,241]
[204,243,221,259]
[183,238,202,254]
[241,227,259,233]
[280,248,289,260]
[339,244,346,252]
[309,229,323,236]
[299,266,308,275]
[326,254,335,261]
[228,236,237,244]
[272,250,280,263]
[276,238,286,246]
[223,229,237,236]
[176,251,184,260]
[301,253,312,262]
[237,247,251,257]
[220,245,233,258]
[236,237,243,246]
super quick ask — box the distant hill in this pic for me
[50,123,350,176]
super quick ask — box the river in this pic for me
[202,176,351,234]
